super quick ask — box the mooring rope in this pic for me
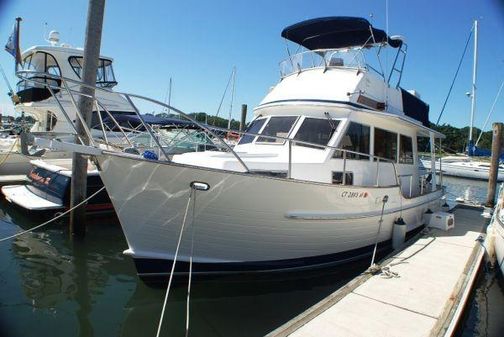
[0,137,19,168]
[185,190,197,337]
[156,187,195,337]
[369,195,389,268]
[0,186,106,242]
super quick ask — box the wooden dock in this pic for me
[266,205,488,337]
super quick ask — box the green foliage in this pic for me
[429,123,493,153]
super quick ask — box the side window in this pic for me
[69,57,117,87]
[334,122,370,159]
[294,117,339,148]
[21,54,34,71]
[256,116,297,144]
[238,118,266,145]
[399,135,413,164]
[69,57,83,77]
[45,54,61,76]
[374,127,398,161]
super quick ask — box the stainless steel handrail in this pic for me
[16,71,250,172]
[15,71,444,191]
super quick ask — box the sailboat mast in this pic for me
[167,77,172,115]
[227,66,236,130]
[469,19,478,143]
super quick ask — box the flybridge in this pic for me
[271,16,430,127]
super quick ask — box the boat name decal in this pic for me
[29,171,51,185]
[341,191,368,198]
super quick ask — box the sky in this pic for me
[0,0,503,130]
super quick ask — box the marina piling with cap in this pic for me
[69,0,106,237]
[485,122,503,208]
[240,104,247,131]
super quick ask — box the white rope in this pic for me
[185,191,197,337]
[369,195,389,267]
[0,186,106,242]
[156,188,194,337]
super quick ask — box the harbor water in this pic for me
[0,177,502,337]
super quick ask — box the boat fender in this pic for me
[423,209,433,224]
[143,150,158,160]
[392,217,407,250]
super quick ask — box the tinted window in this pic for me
[257,116,297,143]
[69,57,117,88]
[238,118,266,145]
[374,128,398,161]
[334,122,370,160]
[294,118,338,148]
[399,135,413,164]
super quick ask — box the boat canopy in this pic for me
[104,114,199,130]
[281,17,403,50]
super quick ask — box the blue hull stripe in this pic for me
[134,225,424,279]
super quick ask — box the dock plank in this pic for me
[267,206,487,337]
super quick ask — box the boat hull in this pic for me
[97,153,443,278]
[0,151,71,176]
[495,211,504,275]
[422,160,504,181]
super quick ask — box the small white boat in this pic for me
[421,156,504,181]
[2,158,112,214]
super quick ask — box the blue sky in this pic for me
[0,0,503,129]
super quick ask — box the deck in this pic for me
[266,205,488,337]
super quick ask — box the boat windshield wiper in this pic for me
[324,112,337,130]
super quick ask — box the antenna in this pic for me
[43,22,48,41]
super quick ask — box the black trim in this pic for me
[133,224,427,285]
[258,99,373,111]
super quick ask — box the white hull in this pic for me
[495,208,504,275]
[422,159,504,181]
[0,151,71,176]
[97,153,443,276]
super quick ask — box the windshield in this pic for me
[69,56,117,88]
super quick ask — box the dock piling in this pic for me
[240,104,247,131]
[69,0,106,237]
[485,122,503,208]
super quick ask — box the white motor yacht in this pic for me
[36,17,446,280]
[0,30,135,176]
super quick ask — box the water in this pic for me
[0,178,502,337]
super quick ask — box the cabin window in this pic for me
[69,57,117,88]
[334,122,370,160]
[374,128,397,161]
[20,52,61,76]
[238,118,267,145]
[293,117,338,148]
[46,111,58,131]
[17,52,61,92]
[332,172,353,185]
[399,135,414,164]
[257,116,298,144]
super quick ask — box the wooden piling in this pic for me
[240,104,247,131]
[486,122,503,208]
[69,0,106,237]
